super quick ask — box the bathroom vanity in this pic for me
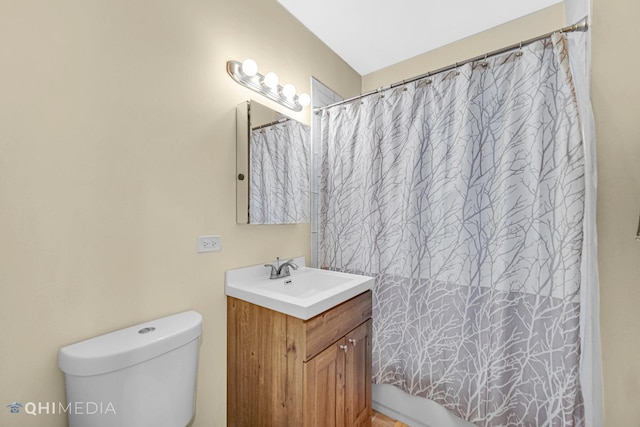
[227,289,372,427]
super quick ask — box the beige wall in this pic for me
[592,0,640,425]
[364,2,640,425]
[0,1,359,426]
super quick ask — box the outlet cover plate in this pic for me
[197,235,221,253]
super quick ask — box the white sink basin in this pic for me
[225,257,374,320]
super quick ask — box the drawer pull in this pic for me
[339,344,348,352]
[348,338,357,346]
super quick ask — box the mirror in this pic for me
[236,100,311,224]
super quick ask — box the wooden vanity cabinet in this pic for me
[305,320,372,427]
[227,290,372,427]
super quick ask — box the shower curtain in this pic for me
[320,35,591,425]
[249,120,310,224]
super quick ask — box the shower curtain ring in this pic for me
[454,62,460,76]
[424,71,432,85]
[516,42,523,57]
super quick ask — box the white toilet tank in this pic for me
[59,311,202,427]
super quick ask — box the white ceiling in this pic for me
[277,0,563,75]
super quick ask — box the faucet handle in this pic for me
[276,259,298,278]
[264,263,278,279]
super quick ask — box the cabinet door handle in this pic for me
[348,338,357,346]
[339,344,348,352]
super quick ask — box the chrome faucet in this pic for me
[264,257,299,279]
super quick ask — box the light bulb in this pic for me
[282,84,296,99]
[263,72,279,89]
[241,59,258,77]
[298,93,311,106]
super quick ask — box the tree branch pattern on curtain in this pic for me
[320,35,585,426]
[249,119,310,224]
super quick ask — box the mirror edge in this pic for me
[236,101,249,224]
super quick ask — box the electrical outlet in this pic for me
[197,235,221,253]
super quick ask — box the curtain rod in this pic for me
[315,17,588,113]
[251,117,290,131]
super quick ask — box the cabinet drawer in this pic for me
[304,290,372,361]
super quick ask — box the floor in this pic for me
[372,410,411,427]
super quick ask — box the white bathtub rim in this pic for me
[372,383,477,427]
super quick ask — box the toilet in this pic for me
[58,310,202,427]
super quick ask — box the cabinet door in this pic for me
[304,339,346,427]
[344,320,372,427]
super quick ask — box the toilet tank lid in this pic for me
[58,310,202,377]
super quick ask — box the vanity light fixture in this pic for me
[241,59,258,77]
[298,93,311,107]
[227,59,310,112]
[263,72,279,89]
[282,83,296,99]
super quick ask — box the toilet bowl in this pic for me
[58,311,202,427]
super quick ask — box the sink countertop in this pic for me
[225,257,374,320]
